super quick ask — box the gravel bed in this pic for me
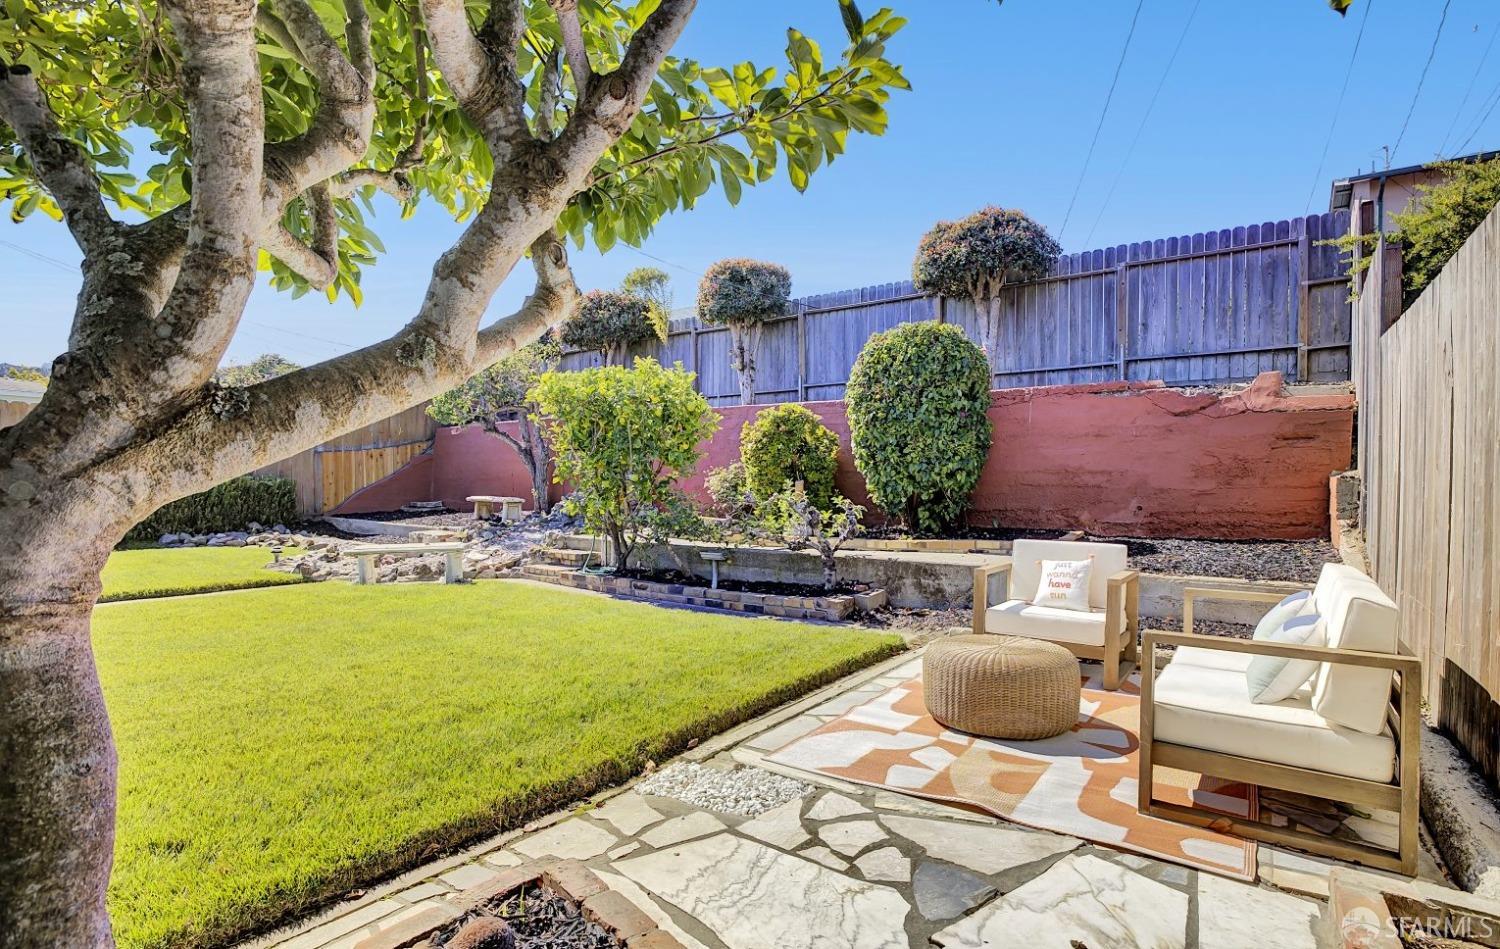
[634,763,810,817]
[1084,535,1341,583]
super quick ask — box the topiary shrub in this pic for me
[531,358,719,568]
[560,289,662,366]
[911,206,1060,365]
[704,461,752,517]
[739,403,840,508]
[696,258,792,404]
[125,476,298,542]
[845,321,992,534]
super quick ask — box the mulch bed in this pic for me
[332,508,482,527]
[432,885,618,948]
[1083,535,1340,584]
[861,525,1069,542]
[613,567,866,599]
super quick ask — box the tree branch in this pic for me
[546,0,592,100]
[475,233,578,364]
[0,66,117,256]
[262,185,339,289]
[418,0,498,116]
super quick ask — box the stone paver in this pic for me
[638,811,726,849]
[818,818,887,856]
[616,834,911,949]
[854,847,912,883]
[738,799,810,850]
[745,714,824,753]
[799,845,851,871]
[912,862,996,921]
[805,792,870,821]
[511,817,616,860]
[880,814,1081,875]
[593,792,667,836]
[931,853,1189,949]
[1196,871,1320,949]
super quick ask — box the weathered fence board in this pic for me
[562,211,1352,405]
[1358,204,1500,788]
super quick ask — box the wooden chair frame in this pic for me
[1139,592,1421,875]
[973,558,1140,690]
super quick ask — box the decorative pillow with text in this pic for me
[1032,559,1093,613]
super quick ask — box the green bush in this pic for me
[704,461,752,516]
[911,206,1059,302]
[531,359,718,568]
[125,476,298,542]
[560,289,663,364]
[739,404,840,508]
[845,321,992,534]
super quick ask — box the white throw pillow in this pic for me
[1245,610,1326,704]
[1032,559,1093,612]
[1253,590,1312,641]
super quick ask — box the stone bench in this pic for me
[467,495,525,522]
[342,542,466,584]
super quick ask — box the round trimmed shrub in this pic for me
[845,321,992,534]
[695,258,792,325]
[739,404,840,508]
[560,289,658,363]
[911,206,1060,301]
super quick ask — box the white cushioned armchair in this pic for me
[973,539,1139,689]
[1139,563,1421,874]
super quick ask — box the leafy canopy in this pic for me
[427,337,561,425]
[0,1,909,303]
[912,206,1060,302]
[214,354,301,388]
[739,403,840,508]
[530,358,718,566]
[696,257,792,326]
[560,288,662,356]
[846,321,992,534]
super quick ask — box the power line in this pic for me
[1439,13,1500,155]
[1082,0,1202,248]
[1390,0,1453,165]
[1303,0,1374,215]
[624,244,699,278]
[1454,74,1500,154]
[0,238,77,273]
[1057,0,1146,246]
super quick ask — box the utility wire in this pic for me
[1057,0,1146,246]
[1303,0,1374,215]
[1390,0,1453,165]
[1454,74,1500,154]
[0,238,77,273]
[1082,0,1201,248]
[1439,13,1500,155]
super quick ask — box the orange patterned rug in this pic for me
[766,668,1258,880]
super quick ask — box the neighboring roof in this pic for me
[0,377,47,403]
[1329,148,1500,211]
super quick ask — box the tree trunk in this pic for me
[1,529,118,947]
[523,417,551,513]
[981,295,1001,383]
[820,552,837,591]
[728,321,761,406]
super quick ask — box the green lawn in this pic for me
[101,545,305,601]
[94,581,902,948]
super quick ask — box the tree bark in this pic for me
[728,321,761,405]
[980,294,1001,381]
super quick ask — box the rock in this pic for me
[272,524,289,533]
[447,916,516,949]
[159,533,178,546]
[912,861,997,921]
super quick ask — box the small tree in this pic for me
[622,265,673,338]
[560,289,664,366]
[911,206,1060,368]
[697,258,792,404]
[757,486,863,590]
[846,321,992,535]
[531,359,718,569]
[428,339,560,511]
[739,403,840,508]
[704,461,754,519]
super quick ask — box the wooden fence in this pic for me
[252,401,435,515]
[561,211,1353,404]
[1356,205,1500,787]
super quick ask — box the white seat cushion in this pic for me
[985,598,1106,647]
[1169,644,1255,674]
[1309,563,1400,735]
[1152,658,1395,783]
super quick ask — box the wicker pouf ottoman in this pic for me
[923,635,1081,739]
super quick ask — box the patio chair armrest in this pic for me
[1106,569,1140,639]
[1140,629,1420,674]
[1181,583,1310,635]
[972,558,1013,634]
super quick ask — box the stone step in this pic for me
[538,548,593,567]
[521,562,578,579]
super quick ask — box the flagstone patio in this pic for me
[248,650,1458,949]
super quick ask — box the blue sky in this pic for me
[5,0,1498,368]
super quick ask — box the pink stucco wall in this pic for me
[335,371,1354,540]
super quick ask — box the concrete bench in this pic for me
[342,542,466,584]
[467,495,525,522]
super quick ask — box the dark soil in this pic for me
[1083,534,1341,584]
[332,507,481,526]
[861,606,973,632]
[433,885,618,948]
[862,525,1072,542]
[613,567,867,599]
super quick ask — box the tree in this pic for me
[427,338,561,510]
[739,402,840,508]
[214,353,300,387]
[846,321,992,534]
[559,288,661,365]
[3,365,47,386]
[621,265,673,333]
[911,206,1059,371]
[531,359,717,569]
[696,258,791,404]
[754,485,863,590]
[0,1,909,941]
